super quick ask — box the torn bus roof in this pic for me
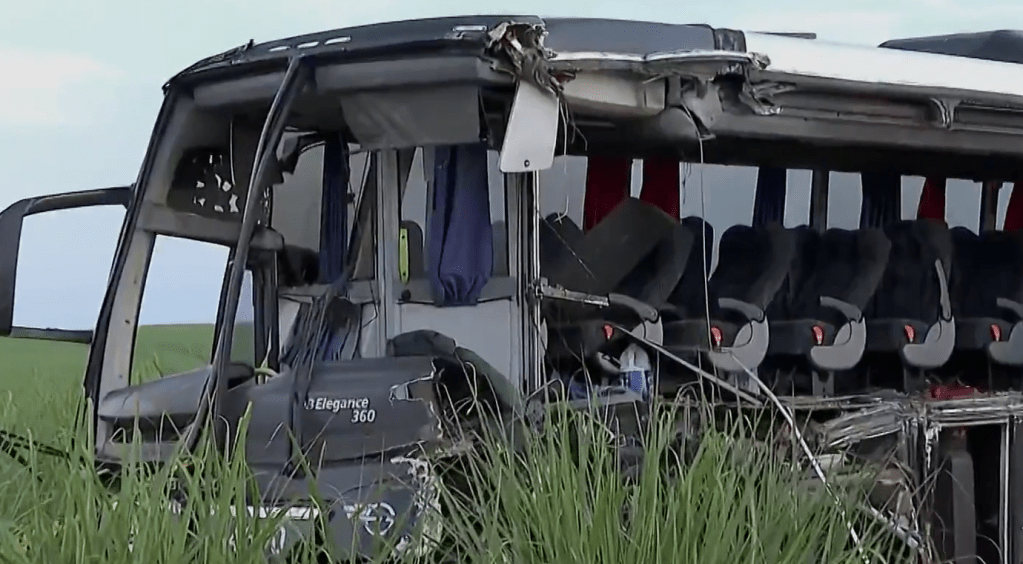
[744,31,1023,104]
[165,17,744,88]
[881,30,1023,64]
[169,17,1023,103]
[160,16,1023,180]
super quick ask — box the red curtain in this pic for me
[582,156,631,231]
[639,157,680,220]
[917,176,947,223]
[583,156,683,231]
[1005,182,1023,231]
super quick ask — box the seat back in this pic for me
[951,227,1023,318]
[667,216,715,317]
[539,213,585,278]
[949,227,983,318]
[791,228,891,322]
[765,225,820,320]
[615,221,695,307]
[711,223,798,313]
[545,197,683,297]
[987,230,1023,304]
[867,219,953,324]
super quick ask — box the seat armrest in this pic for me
[934,259,952,321]
[996,297,1023,321]
[717,298,765,323]
[608,293,659,323]
[820,296,862,322]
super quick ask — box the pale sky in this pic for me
[2,0,1020,329]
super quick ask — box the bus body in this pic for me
[2,17,1023,563]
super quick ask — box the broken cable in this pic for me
[725,352,872,563]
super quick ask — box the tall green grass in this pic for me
[1,415,306,563]
[436,402,910,564]
[0,329,912,563]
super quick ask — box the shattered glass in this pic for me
[167,148,269,224]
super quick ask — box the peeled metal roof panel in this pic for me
[880,30,1023,64]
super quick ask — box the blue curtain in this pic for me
[318,136,349,284]
[753,167,787,226]
[860,171,901,228]
[427,143,494,306]
[318,136,350,360]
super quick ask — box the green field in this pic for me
[0,325,219,530]
[0,326,911,563]
[0,325,215,442]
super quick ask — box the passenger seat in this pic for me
[661,223,798,389]
[544,198,690,304]
[861,219,955,390]
[541,198,693,374]
[764,226,892,396]
[944,227,1023,384]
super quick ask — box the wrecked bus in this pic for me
[2,16,1023,563]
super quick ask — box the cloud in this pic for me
[0,48,122,126]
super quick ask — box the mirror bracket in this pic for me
[498,80,559,173]
[0,186,131,342]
